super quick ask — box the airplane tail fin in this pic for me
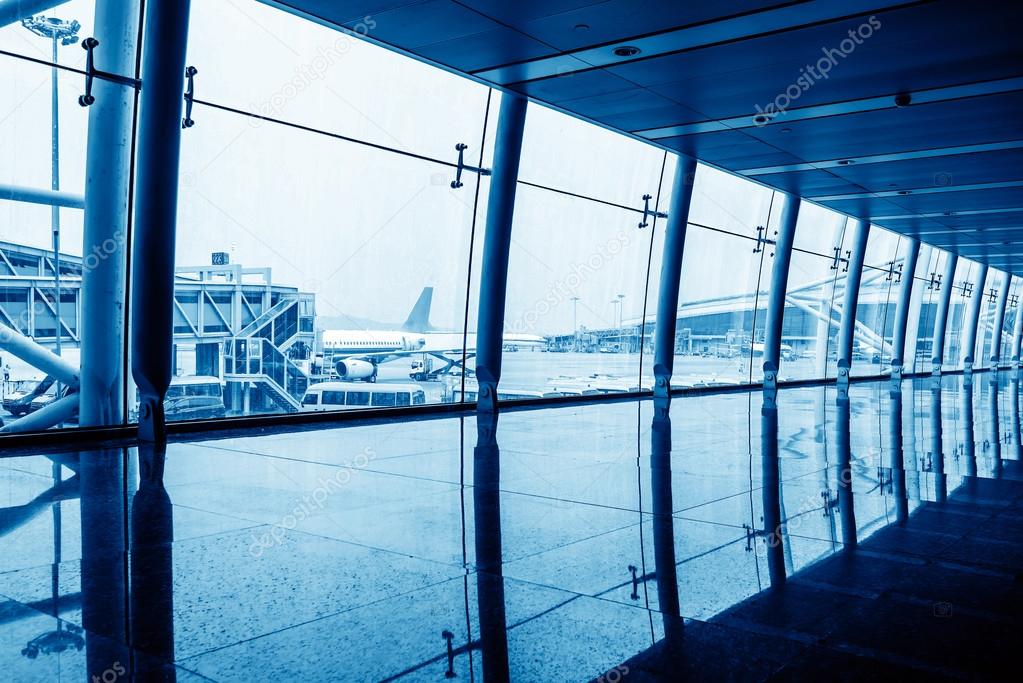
[401,287,434,332]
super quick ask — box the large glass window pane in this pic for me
[850,226,903,378]
[517,103,667,209]
[906,244,949,374]
[671,164,776,386]
[186,1,489,162]
[999,276,1022,367]
[780,204,850,381]
[170,91,487,418]
[501,184,658,395]
[500,104,668,397]
[2,48,134,431]
[943,258,979,370]
[975,269,1007,369]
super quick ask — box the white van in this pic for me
[301,381,426,411]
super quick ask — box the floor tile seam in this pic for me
[174,573,472,662]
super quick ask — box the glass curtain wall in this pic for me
[0,0,139,431]
[170,1,492,418]
[671,164,777,387]
[501,104,669,398]
[999,276,1022,367]
[780,204,850,381]
[943,258,978,371]
[2,0,1010,433]
[906,245,950,374]
[850,226,903,378]
[974,269,1006,370]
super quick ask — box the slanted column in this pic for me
[652,156,697,400]
[889,237,919,388]
[961,263,988,379]
[130,0,192,441]
[988,271,1010,367]
[475,94,527,413]
[1012,285,1023,375]
[836,219,869,398]
[80,0,140,426]
[762,193,800,408]
[930,254,958,388]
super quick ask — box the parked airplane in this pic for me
[320,288,545,381]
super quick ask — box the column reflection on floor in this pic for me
[79,448,130,679]
[473,410,510,683]
[760,397,786,589]
[650,397,683,647]
[887,388,910,525]
[130,443,176,680]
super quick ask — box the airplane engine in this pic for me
[335,359,377,382]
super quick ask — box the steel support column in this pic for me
[1012,287,1023,371]
[930,253,958,384]
[961,263,988,376]
[80,0,139,426]
[130,0,191,441]
[836,218,869,397]
[889,237,919,385]
[475,94,527,413]
[652,156,697,400]
[762,193,800,407]
[988,271,1010,367]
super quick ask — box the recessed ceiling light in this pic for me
[612,45,641,57]
[574,23,589,31]
[780,127,791,133]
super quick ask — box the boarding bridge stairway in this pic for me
[224,296,311,413]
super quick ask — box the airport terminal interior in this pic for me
[0,0,1021,680]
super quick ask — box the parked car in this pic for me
[3,376,56,417]
[164,395,226,420]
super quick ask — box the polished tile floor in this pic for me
[1,373,1021,681]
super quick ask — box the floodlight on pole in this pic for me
[21,14,80,362]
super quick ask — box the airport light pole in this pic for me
[570,296,579,351]
[22,15,80,359]
[617,293,626,353]
[610,298,620,351]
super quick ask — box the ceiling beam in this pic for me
[633,76,1023,139]
[473,0,919,85]
[738,139,1023,175]
[810,180,1023,202]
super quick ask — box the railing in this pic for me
[236,295,297,339]
[224,337,308,411]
